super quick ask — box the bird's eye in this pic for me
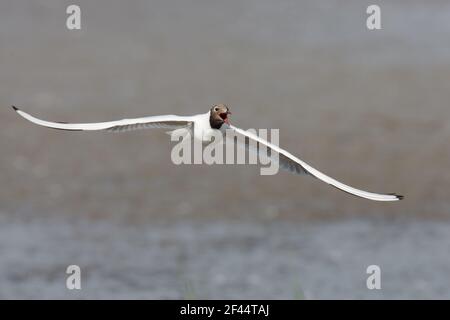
[214,107,219,112]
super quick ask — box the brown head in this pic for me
[209,104,231,129]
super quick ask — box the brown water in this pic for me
[1,0,450,299]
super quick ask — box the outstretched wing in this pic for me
[12,106,192,132]
[228,124,403,202]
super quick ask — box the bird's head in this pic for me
[209,104,231,129]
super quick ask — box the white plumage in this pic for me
[12,105,403,202]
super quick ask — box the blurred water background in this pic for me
[1,0,450,299]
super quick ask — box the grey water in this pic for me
[1,0,450,299]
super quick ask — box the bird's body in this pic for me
[12,104,403,202]
[191,111,219,143]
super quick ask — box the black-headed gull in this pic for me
[12,104,403,201]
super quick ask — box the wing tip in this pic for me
[11,106,84,132]
[389,193,404,200]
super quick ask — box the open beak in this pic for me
[225,110,231,124]
[220,112,231,125]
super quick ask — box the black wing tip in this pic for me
[11,106,84,132]
[389,193,404,200]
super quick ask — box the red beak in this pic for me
[220,112,231,125]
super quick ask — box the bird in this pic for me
[11,104,403,201]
